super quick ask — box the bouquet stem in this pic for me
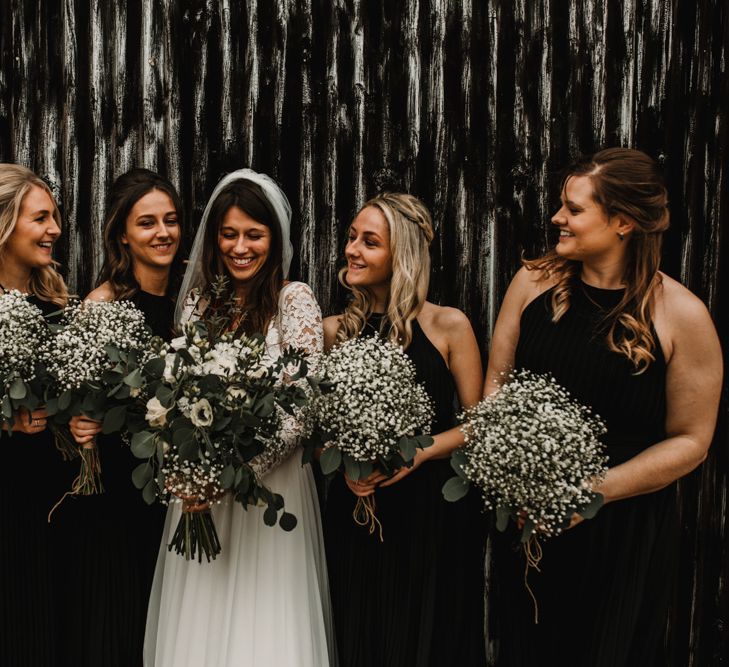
[523,535,543,624]
[71,443,104,495]
[353,495,384,542]
[168,500,222,563]
[51,425,80,460]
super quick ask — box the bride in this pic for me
[144,169,336,666]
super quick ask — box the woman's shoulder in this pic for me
[85,282,116,302]
[419,301,471,331]
[654,272,715,333]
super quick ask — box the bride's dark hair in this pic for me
[201,179,284,335]
[97,168,185,300]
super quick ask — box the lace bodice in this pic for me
[180,281,323,480]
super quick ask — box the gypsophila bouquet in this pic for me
[128,309,310,563]
[304,334,434,538]
[41,299,152,496]
[443,369,608,539]
[0,290,51,430]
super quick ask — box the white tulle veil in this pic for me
[174,168,294,326]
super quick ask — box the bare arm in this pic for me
[484,267,545,396]
[380,307,483,488]
[595,288,722,505]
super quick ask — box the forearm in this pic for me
[419,424,467,462]
[596,434,709,504]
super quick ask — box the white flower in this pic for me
[190,398,214,428]
[170,336,186,350]
[248,365,267,379]
[146,396,171,427]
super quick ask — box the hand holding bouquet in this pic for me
[304,335,434,539]
[129,315,310,563]
[443,369,608,620]
[41,299,152,496]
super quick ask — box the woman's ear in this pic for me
[614,215,636,240]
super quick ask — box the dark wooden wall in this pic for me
[1,1,726,663]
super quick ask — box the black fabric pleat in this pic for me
[490,281,674,667]
[324,316,488,666]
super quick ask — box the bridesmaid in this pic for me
[486,148,722,665]
[322,193,487,666]
[0,164,69,665]
[64,168,184,666]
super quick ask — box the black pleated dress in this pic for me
[324,315,487,667]
[0,296,71,666]
[490,281,675,667]
[52,290,172,667]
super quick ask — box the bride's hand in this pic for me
[69,415,102,445]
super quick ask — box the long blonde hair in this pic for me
[0,164,68,306]
[337,193,434,349]
[524,148,669,373]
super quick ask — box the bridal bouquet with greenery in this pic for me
[41,299,152,496]
[304,334,434,539]
[443,369,608,540]
[0,290,51,431]
[128,290,310,563]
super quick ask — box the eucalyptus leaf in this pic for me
[577,492,604,520]
[442,476,470,502]
[131,462,153,489]
[178,438,199,461]
[104,345,121,362]
[415,434,434,449]
[142,478,158,505]
[102,405,127,434]
[8,378,27,400]
[520,518,536,543]
[130,431,156,458]
[123,368,144,388]
[279,512,297,531]
[219,465,235,489]
[155,385,175,408]
[144,356,166,379]
[263,504,278,526]
[58,390,73,412]
[399,436,417,462]
[319,447,342,475]
[495,506,511,532]
[172,427,195,447]
[1,395,12,419]
[343,455,361,482]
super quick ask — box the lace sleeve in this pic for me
[252,282,323,480]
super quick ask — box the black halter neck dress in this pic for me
[324,314,487,666]
[490,281,676,666]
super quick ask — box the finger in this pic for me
[32,408,49,419]
[380,471,405,488]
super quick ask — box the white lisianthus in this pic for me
[170,336,186,350]
[227,386,248,401]
[190,398,214,427]
[146,396,171,427]
[248,365,267,380]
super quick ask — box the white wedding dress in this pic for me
[144,282,336,667]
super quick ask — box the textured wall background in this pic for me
[1,1,726,663]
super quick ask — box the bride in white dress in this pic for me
[144,169,336,666]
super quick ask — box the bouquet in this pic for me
[442,369,608,620]
[128,307,310,563]
[0,290,51,431]
[304,334,434,539]
[42,300,152,496]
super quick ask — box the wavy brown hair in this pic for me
[524,147,670,373]
[337,193,434,349]
[0,164,68,306]
[96,168,184,300]
[201,180,283,335]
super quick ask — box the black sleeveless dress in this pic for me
[324,315,487,667]
[490,282,676,666]
[53,290,172,667]
[0,296,71,666]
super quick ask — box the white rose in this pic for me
[146,396,170,428]
[163,353,178,383]
[190,398,214,428]
[170,336,186,350]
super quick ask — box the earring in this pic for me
[618,232,625,241]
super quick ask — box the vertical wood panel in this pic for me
[0,1,726,662]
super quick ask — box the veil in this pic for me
[174,168,294,326]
